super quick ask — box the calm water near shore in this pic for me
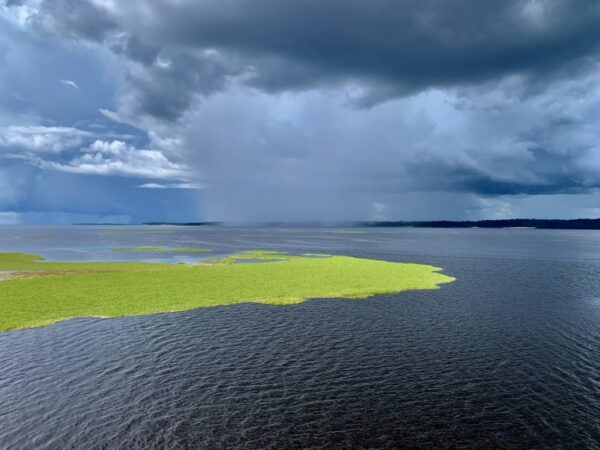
[1,226,599,448]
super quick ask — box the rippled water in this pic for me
[1,226,600,449]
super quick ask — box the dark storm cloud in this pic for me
[165,81,600,222]
[153,0,600,101]
[114,48,244,121]
[399,143,599,196]
[33,0,118,41]
[19,0,600,120]
[5,0,600,221]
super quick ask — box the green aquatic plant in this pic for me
[103,231,141,237]
[0,251,455,332]
[203,250,291,265]
[112,247,211,253]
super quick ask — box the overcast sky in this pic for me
[3,0,600,224]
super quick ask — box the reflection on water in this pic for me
[1,226,600,448]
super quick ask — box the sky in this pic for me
[2,0,600,224]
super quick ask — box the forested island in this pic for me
[136,219,600,230]
[362,218,600,230]
[73,218,600,230]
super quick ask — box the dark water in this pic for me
[1,226,599,449]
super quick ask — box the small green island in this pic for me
[0,251,455,332]
[103,231,142,236]
[113,247,211,253]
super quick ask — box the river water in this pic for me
[0,226,599,449]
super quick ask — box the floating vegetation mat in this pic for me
[113,247,211,253]
[0,251,455,332]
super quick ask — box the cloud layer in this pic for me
[3,0,600,222]
[15,0,600,118]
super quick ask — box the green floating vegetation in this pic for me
[112,247,211,253]
[326,229,367,234]
[0,251,455,332]
[103,231,141,237]
[203,250,290,265]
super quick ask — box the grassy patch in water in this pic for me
[0,251,455,332]
[103,231,141,237]
[112,247,211,253]
[329,230,366,234]
[203,250,290,265]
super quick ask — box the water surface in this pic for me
[1,226,599,448]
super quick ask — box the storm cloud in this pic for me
[21,0,600,118]
[3,0,600,222]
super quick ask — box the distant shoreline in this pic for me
[362,219,600,230]
[66,218,600,230]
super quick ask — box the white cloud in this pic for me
[137,181,203,189]
[0,125,91,153]
[60,79,79,89]
[43,139,191,179]
[99,109,126,124]
[137,182,167,189]
[0,1,41,29]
